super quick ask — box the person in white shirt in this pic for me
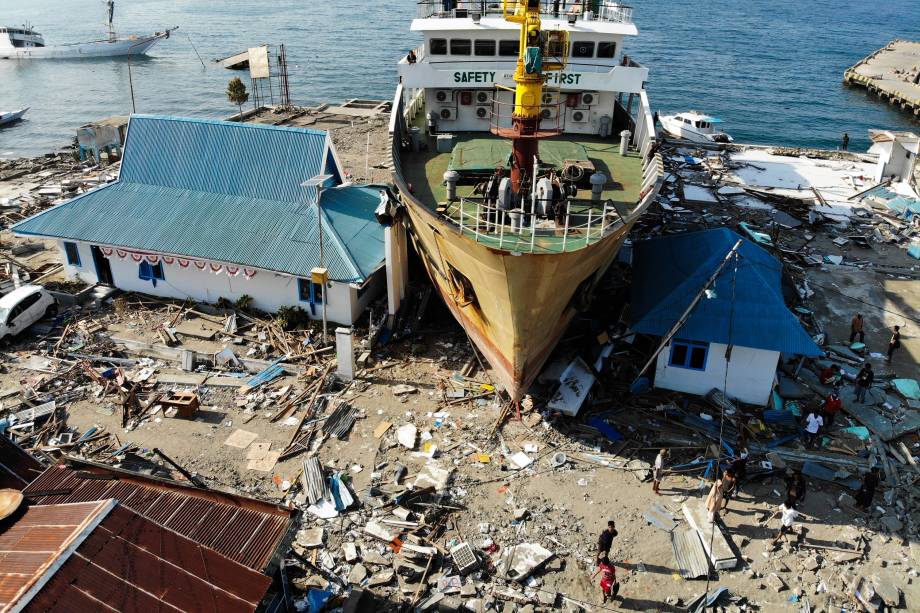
[766,497,812,547]
[803,410,823,449]
[652,449,668,495]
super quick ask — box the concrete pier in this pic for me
[844,39,920,117]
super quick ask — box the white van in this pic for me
[0,285,57,343]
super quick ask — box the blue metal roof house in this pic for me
[630,228,821,406]
[12,115,391,325]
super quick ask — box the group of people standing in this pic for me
[849,313,903,362]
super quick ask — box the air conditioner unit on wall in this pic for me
[541,92,560,105]
[579,91,600,106]
[475,106,489,119]
[434,89,453,103]
[570,109,589,123]
[475,90,491,105]
[541,107,558,120]
[440,107,457,120]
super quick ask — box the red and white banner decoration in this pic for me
[94,246,258,279]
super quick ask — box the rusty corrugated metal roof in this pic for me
[23,463,294,572]
[0,436,44,491]
[0,500,113,611]
[22,504,272,613]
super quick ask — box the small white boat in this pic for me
[0,2,175,60]
[0,108,28,127]
[660,111,733,144]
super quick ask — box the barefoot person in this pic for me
[652,449,668,495]
[767,497,812,548]
[591,555,620,603]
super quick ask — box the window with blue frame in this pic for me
[64,242,81,267]
[298,278,324,304]
[668,339,709,370]
[138,261,165,286]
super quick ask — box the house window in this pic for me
[450,39,471,55]
[572,41,595,58]
[498,40,519,56]
[474,39,496,56]
[597,41,616,58]
[668,339,709,371]
[429,38,447,55]
[298,278,324,305]
[64,242,81,267]
[138,261,165,282]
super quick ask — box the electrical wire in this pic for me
[702,250,739,601]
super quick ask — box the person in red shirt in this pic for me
[823,391,842,429]
[591,556,620,603]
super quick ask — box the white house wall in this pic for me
[56,241,379,326]
[654,341,779,406]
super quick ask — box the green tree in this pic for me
[226,77,249,120]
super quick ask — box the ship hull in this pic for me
[0,34,164,60]
[398,189,636,400]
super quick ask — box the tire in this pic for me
[45,303,58,318]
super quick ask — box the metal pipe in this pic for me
[586,208,593,245]
[153,447,207,489]
[475,201,481,242]
[561,200,570,252]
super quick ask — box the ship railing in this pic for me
[416,1,633,24]
[449,196,628,254]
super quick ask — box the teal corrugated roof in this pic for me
[12,116,385,283]
[630,228,822,357]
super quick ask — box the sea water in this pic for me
[1,0,918,158]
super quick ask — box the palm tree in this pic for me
[226,77,249,121]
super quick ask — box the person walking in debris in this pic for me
[887,325,901,361]
[849,313,864,344]
[767,497,811,548]
[705,476,724,523]
[596,520,618,561]
[720,468,738,512]
[822,390,842,429]
[591,555,620,603]
[785,469,807,506]
[729,448,749,492]
[652,449,668,495]
[841,132,850,151]
[854,363,874,404]
[802,408,824,449]
[855,466,881,511]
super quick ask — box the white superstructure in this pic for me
[397,1,651,137]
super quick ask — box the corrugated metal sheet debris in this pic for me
[322,401,357,440]
[301,457,328,506]
[671,528,710,580]
[22,504,272,613]
[22,464,294,572]
[0,500,113,610]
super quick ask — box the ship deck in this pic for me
[399,130,646,253]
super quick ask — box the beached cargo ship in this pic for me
[389,1,664,400]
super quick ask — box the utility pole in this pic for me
[302,175,334,344]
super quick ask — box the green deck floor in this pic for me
[400,132,646,252]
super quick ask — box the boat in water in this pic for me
[389,1,664,400]
[660,111,733,144]
[0,2,176,60]
[0,108,28,127]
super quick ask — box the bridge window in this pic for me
[498,39,519,57]
[597,41,617,58]
[572,41,595,58]
[450,39,472,55]
[430,38,447,55]
[474,39,496,56]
